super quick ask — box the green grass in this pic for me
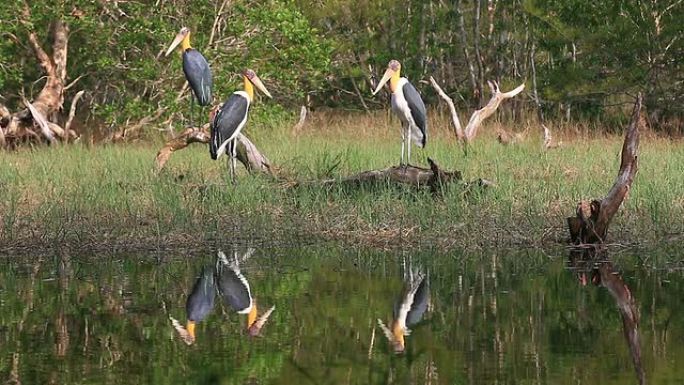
[1,112,683,252]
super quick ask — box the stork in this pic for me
[377,268,429,353]
[215,250,275,336]
[210,69,272,183]
[170,265,216,344]
[165,27,213,127]
[372,60,427,165]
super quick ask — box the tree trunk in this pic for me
[0,5,77,148]
[567,94,642,244]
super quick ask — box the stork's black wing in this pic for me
[402,81,427,147]
[183,49,213,106]
[216,263,252,313]
[405,275,429,327]
[210,93,249,160]
[186,265,216,323]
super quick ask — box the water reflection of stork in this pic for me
[377,266,430,354]
[170,249,274,344]
[216,250,275,336]
[569,250,645,385]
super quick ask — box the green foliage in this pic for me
[0,0,681,132]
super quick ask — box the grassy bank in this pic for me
[1,112,683,252]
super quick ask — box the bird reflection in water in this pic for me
[377,267,430,354]
[569,249,645,385]
[170,249,274,345]
[171,265,216,345]
[216,249,275,337]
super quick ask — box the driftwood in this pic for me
[429,77,525,143]
[0,5,80,148]
[319,158,463,194]
[154,124,273,175]
[567,94,642,245]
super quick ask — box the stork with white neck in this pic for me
[209,69,272,183]
[372,60,427,166]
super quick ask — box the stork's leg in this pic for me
[231,139,238,185]
[189,95,195,128]
[400,124,406,166]
[407,125,412,166]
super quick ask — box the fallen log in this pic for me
[154,124,273,175]
[318,158,464,194]
[567,94,642,245]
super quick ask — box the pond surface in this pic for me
[0,246,682,384]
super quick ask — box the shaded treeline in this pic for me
[0,0,681,133]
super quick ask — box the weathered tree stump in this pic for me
[567,94,642,245]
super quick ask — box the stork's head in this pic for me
[165,27,191,56]
[243,69,273,100]
[373,59,402,95]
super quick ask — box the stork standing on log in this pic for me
[372,60,427,165]
[165,27,213,127]
[215,251,274,336]
[210,69,272,183]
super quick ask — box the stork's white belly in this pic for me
[391,92,414,127]
[390,81,424,147]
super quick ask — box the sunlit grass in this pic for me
[1,111,683,251]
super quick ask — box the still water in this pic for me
[0,246,682,384]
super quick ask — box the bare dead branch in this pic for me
[429,76,464,140]
[154,124,274,176]
[24,99,55,143]
[464,81,525,142]
[542,124,560,150]
[291,106,307,136]
[64,90,85,134]
[567,93,642,244]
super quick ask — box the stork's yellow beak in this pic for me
[250,75,272,99]
[247,303,258,329]
[165,28,189,56]
[391,321,406,353]
[372,67,395,95]
[186,321,196,341]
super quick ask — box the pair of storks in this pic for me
[166,28,428,180]
[172,249,275,345]
[165,27,272,182]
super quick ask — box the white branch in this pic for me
[464,82,525,142]
[24,99,55,143]
[429,76,464,140]
[64,90,85,134]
